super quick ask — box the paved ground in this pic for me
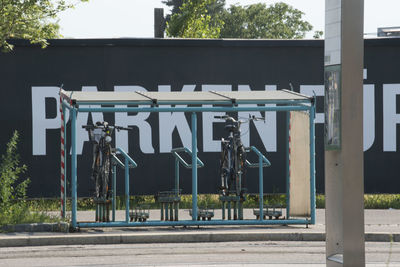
[0,209,399,248]
[1,241,399,267]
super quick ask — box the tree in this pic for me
[166,0,224,38]
[220,3,313,39]
[0,0,88,52]
[165,1,322,39]
[162,0,183,23]
[163,0,225,23]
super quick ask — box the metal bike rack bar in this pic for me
[245,146,272,221]
[171,146,204,192]
[170,147,204,220]
[111,148,137,222]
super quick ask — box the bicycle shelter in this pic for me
[60,89,316,229]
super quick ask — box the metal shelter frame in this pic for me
[60,89,316,229]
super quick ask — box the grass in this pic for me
[0,200,63,229]
[24,194,400,212]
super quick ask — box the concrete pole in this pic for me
[324,0,365,266]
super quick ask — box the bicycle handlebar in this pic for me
[214,115,264,123]
[82,124,133,131]
[114,126,133,131]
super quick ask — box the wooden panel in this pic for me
[289,111,311,217]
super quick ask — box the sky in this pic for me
[57,0,400,39]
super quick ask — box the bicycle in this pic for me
[215,115,265,197]
[83,121,132,200]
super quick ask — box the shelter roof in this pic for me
[60,89,312,106]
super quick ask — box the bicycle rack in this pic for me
[61,89,316,229]
[111,148,137,223]
[245,146,271,221]
[219,146,271,220]
[158,147,204,221]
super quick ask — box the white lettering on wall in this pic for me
[383,84,400,151]
[300,85,324,124]
[33,81,398,156]
[238,85,277,152]
[32,87,60,155]
[202,84,232,152]
[158,85,196,153]
[114,86,154,154]
[75,86,104,155]
[363,84,375,151]
[300,84,376,151]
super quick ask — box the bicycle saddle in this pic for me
[224,124,237,132]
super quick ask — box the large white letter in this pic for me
[238,85,277,152]
[32,87,60,155]
[159,85,195,153]
[75,86,104,155]
[363,84,375,151]
[114,86,154,154]
[300,85,324,124]
[300,84,375,151]
[202,85,232,152]
[383,84,400,151]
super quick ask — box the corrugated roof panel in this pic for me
[213,90,310,101]
[68,91,151,103]
[137,91,229,103]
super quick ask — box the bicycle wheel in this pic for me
[100,144,112,199]
[219,139,230,194]
[237,143,246,196]
[227,138,236,193]
[92,145,101,198]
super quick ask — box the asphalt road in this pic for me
[1,241,399,267]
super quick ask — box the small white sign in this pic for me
[325,0,341,66]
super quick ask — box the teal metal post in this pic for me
[310,104,316,224]
[191,112,198,221]
[125,157,129,223]
[175,157,180,221]
[62,104,67,218]
[71,108,77,228]
[286,111,290,219]
[259,154,263,220]
[175,158,179,193]
[112,164,116,222]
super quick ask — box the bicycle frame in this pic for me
[83,122,131,222]
[217,116,257,197]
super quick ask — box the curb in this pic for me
[0,222,69,233]
[0,232,398,247]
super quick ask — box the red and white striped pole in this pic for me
[60,94,65,218]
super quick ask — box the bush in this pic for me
[0,131,58,226]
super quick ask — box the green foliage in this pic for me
[165,1,317,39]
[0,131,59,226]
[166,0,224,38]
[163,0,225,23]
[313,30,324,39]
[220,3,313,39]
[364,194,400,209]
[0,0,88,52]
[0,131,29,225]
[23,194,400,214]
[162,0,184,23]
[0,131,28,210]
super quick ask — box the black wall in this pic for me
[1,38,399,197]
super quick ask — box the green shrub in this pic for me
[0,131,57,226]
